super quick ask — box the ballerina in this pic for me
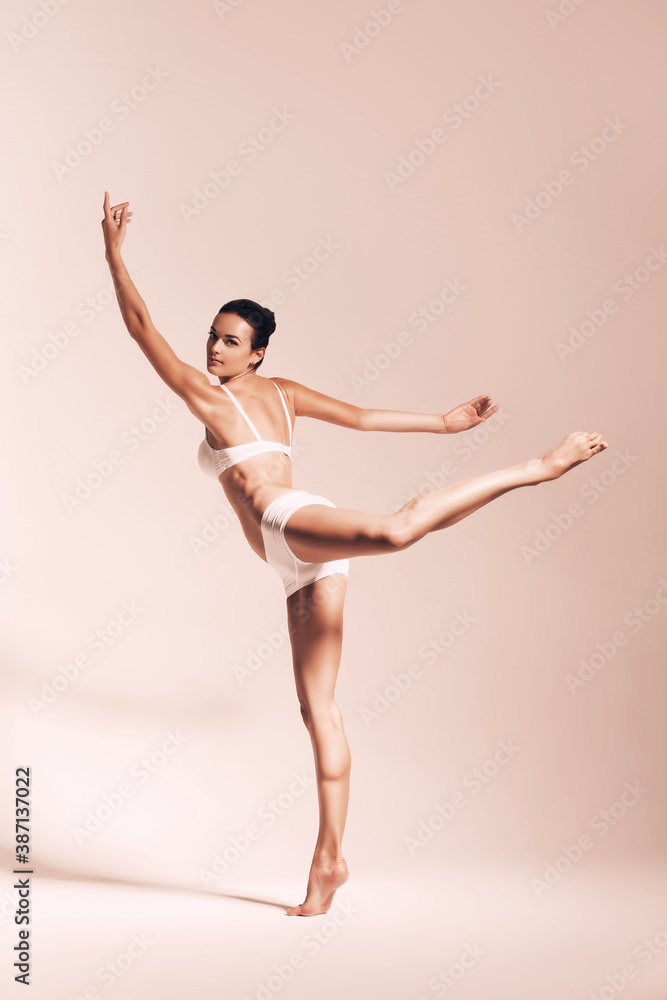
[101,192,608,916]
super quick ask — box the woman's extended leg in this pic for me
[283,430,608,564]
[284,574,351,916]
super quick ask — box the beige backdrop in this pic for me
[2,0,667,998]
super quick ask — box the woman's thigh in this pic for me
[287,574,349,710]
[284,503,398,564]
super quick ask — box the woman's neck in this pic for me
[220,368,258,385]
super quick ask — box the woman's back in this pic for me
[198,377,293,477]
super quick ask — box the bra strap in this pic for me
[271,381,292,445]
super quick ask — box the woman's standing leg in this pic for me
[284,573,351,916]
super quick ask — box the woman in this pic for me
[101,192,607,916]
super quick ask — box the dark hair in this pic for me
[217,299,276,371]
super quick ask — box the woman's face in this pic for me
[206,313,264,378]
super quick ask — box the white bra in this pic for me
[198,379,292,478]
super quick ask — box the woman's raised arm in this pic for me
[279,378,499,434]
[101,192,211,412]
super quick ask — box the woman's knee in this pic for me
[300,699,344,730]
[380,512,413,551]
[354,512,412,553]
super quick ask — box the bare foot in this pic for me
[285,857,349,916]
[538,431,608,482]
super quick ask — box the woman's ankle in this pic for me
[313,849,347,866]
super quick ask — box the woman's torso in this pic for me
[198,375,299,562]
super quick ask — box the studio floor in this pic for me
[3,860,667,999]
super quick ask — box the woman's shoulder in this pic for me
[266,374,295,394]
[269,375,305,392]
[266,375,296,407]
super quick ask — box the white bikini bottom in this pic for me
[260,490,350,598]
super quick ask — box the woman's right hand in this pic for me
[442,394,500,433]
[102,191,133,259]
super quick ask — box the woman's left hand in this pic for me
[442,395,500,433]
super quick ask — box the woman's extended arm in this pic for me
[278,378,500,434]
[101,192,211,411]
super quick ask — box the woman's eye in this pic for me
[208,332,237,345]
